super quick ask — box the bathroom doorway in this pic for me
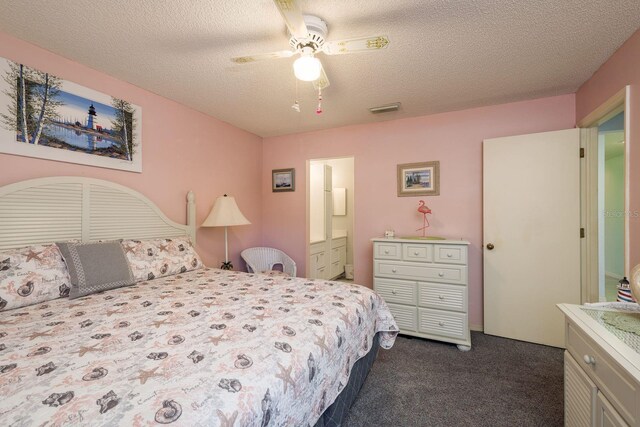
[307,157,355,281]
[598,112,626,300]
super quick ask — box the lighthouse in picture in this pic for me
[87,103,98,129]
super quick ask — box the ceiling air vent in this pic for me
[369,102,401,114]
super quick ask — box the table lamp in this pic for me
[202,194,250,270]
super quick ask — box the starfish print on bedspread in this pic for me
[131,367,162,385]
[27,330,53,340]
[314,334,329,356]
[275,362,296,394]
[74,343,101,357]
[208,335,230,346]
[25,249,42,262]
[340,312,353,328]
[216,409,238,427]
[152,319,169,328]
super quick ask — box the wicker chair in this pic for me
[241,247,297,277]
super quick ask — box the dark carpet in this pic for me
[344,332,564,427]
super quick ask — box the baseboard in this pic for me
[605,271,624,281]
[470,324,483,332]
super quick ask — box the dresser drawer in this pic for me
[402,243,433,262]
[433,244,467,265]
[374,278,417,305]
[374,242,402,260]
[418,283,467,312]
[566,320,637,425]
[387,303,417,332]
[374,260,467,285]
[418,308,467,340]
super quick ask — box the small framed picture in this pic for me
[272,168,295,192]
[397,161,440,197]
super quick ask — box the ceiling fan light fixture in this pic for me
[293,55,321,81]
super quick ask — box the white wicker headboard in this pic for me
[0,177,196,250]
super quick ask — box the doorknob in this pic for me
[486,243,495,250]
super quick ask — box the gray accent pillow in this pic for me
[56,241,135,299]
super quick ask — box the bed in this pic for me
[0,177,398,426]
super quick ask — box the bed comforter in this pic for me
[0,268,398,426]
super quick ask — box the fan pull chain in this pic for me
[316,87,323,115]
[292,78,301,112]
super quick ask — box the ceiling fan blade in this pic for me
[323,35,390,55]
[231,50,295,64]
[313,64,330,90]
[272,0,309,39]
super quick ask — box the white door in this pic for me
[483,129,581,347]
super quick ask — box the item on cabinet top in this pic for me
[416,200,432,237]
[617,276,635,303]
[384,230,395,238]
[632,264,640,304]
[202,194,251,270]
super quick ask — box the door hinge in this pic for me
[580,148,585,158]
[580,228,585,238]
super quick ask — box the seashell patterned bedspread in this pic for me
[0,268,398,426]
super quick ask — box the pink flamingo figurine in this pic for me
[416,200,432,237]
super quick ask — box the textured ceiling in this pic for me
[0,1,639,137]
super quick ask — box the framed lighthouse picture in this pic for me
[0,57,142,172]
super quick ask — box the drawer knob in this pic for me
[583,355,596,366]
[414,251,419,256]
[391,290,397,295]
[391,268,397,273]
[384,250,390,254]
[438,272,445,277]
[438,295,445,300]
[438,321,445,327]
[447,253,453,258]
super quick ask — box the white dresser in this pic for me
[559,304,640,427]
[372,237,471,351]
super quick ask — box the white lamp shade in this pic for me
[293,55,322,81]
[202,195,251,227]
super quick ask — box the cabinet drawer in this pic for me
[433,244,467,265]
[330,260,343,279]
[402,244,433,262]
[313,251,327,268]
[374,242,402,260]
[374,260,467,285]
[310,242,325,255]
[418,308,467,340]
[331,245,346,263]
[374,278,417,305]
[387,303,417,332]
[418,283,467,312]
[332,237,347,248]
[566,320,637,425]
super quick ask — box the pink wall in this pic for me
[262,94,576,327]
[0,32,263,268]
[576,29,640,273]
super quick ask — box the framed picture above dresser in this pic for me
[372,237,471,351]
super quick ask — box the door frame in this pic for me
[579,86,631,302]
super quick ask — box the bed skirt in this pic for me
[314,333,380,427]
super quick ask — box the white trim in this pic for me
[605,271,624,281]
[0,176,195,250]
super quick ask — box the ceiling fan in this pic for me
[231,0,390,90]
